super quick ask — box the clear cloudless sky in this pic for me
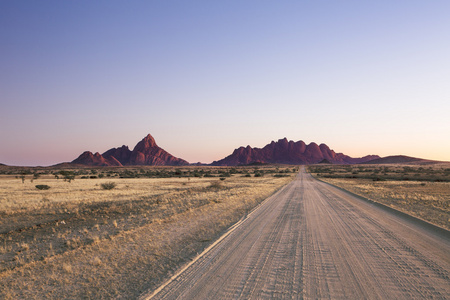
[1,1,449,166]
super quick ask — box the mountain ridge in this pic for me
[69,134,444,167]
[212,138,380,166]
[71,134,189,166]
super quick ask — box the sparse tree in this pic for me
[60,171,75,183]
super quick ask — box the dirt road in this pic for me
[143,168,450,299]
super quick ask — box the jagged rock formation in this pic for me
[127,134,189,166]
[212,138,379,166]
[102,145,132,165]
[71,134,189,166]
[71,151,122,166]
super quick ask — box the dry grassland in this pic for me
[309,164,450,230]
[0,171,293,299]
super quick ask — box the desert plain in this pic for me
[0,163,449,298]
[0,165,294,299]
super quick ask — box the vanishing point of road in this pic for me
[143,167,450,299]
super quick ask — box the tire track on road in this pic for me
[143,168,450,299]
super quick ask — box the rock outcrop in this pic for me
[102,145,132,165]
[127,134,189,166]
[71,134,189,166]
[212,138,380,166]
[71,151,123,166]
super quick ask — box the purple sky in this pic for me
[1,1,449,166]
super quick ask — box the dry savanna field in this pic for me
[0,165,295,299]
[1,163,449,298]
[308,163,450,230]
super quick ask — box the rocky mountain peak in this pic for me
[72,133,188,166]
[212,138,381,166]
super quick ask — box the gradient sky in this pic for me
[1,1,449,166]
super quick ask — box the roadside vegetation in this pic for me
[0,165,296,299]
[308,164,450,230]
[308,164,450,182]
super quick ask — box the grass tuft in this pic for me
[100,182,116,190]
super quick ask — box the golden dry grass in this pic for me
[0,171,293,299]
[0,176,193,213]
[316,177,450,230]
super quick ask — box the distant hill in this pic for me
[72,134,189,166]
[212,138,380,166]
[50,162,79,168]
[362,155,438,165]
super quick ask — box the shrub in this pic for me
[35,184,51,190]
[209,181,223,189]
[101,182,116,190]
[59,171,75,182]
[372,177,386,182]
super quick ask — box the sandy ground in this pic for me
[0,174,293,299]
[144,167,450,299]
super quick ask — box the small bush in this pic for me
[372,177,386,182]
[209,181,223,189]
[35,185,51,190]
[101,182,116,190]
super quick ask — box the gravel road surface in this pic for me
[143,168,450,299]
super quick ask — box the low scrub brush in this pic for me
[35,184,51,190]
[100,182,117,190]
